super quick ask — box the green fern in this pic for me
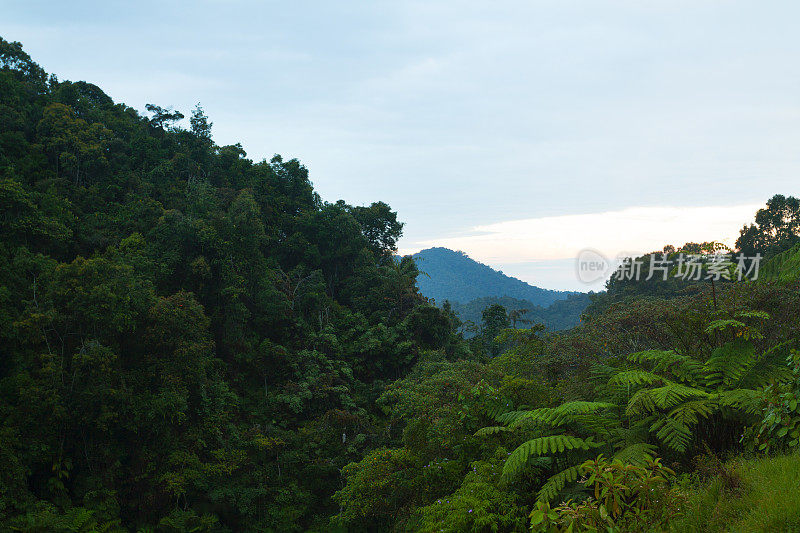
[737,341,794,388]
[474,425,511,436]
[626,383,708,416]
[716,388,763,416]
[497,401,614,429]
[667,399,718,426]
[612,442,657,466]
[704,340,756,388]
[650,417,692,452]
[626,350,703,383]
[608,370,665,389]
[758,242,800,283]
[650,383,709,410]
[502,436,600,478]
[536,465,581,502]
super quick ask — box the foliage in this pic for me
[410,452,528,533]
[448,294,591,337]
[4,34,800,532]
[736,194,800,259]
[530,456,686,533]
[483,309,794,505]
[758,242,800,283]
[673,454,800,532]
[747,349,800,453]
[0,36,463,531]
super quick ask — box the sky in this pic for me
[4,1,800,290]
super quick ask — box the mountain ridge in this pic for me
[411,247,576,306]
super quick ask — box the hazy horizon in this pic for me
[4,1,799,290]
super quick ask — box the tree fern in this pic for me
[474,425,511,436]
[626,350,703,384]
[626,383,708,416]
[650,417,692,452]
[737,341,794,388]
[703,340,756,388]
[502,436,600,479]
[650,383,709,410]
[536,465,581,502]
[716,388,763,416]
[607,370,665,389]
[497,401,613,429]
[612,442,657,466]
[667,399,718,426]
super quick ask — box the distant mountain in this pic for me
[411,247,573,306]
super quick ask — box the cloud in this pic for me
[401,204,760,263]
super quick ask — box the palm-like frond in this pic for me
[536,465,581,502]
[497,401,614,429]
[474,426,511,436]
[626,383,708,416]
[716,388,764,416]
[650,417,692,452]
[626,349,703,384]
[612,442,657,466]
[703,340,756,389]
[607,370,665,389]
[736,341,794,388]
[667,398,718,426]
[502,435,600,478]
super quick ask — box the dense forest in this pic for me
[3,36,800,532]
[448,294,591,336]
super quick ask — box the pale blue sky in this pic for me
[4,1,800,289]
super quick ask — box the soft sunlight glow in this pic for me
[399,204,761,290]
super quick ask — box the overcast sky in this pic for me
[4,1,800,289]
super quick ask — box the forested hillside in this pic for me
[3,36,800,533]
[413,247,572,306]
[449,293,591,335]
[0,37,466,531]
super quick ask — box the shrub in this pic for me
[530,456,687,532]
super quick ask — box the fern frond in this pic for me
[716,388,763,416]
[502,435,600,478]
[590,363,619,383]
[735,310,770,321]
[607,419,653,448]
[705,319,747,335]
[667,398,718,426]
[737,341,794,388]
[608,370,665,389]
[536,465,581,502]
[627,349,677,365]
[613,442,657,466]
[650,417,692,452]
[495,408,547,427]
[627,349,703,384]
[626,383,707,416]
[650,383,709,410]
[484,401,512,420]
[626,388,658,416]
[570,414,621,439]
[704,340,755,388]
[474,426,511,436]
[544,402,615,426]
[499,401,613,429]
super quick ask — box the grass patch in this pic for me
[673,454,800,532]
